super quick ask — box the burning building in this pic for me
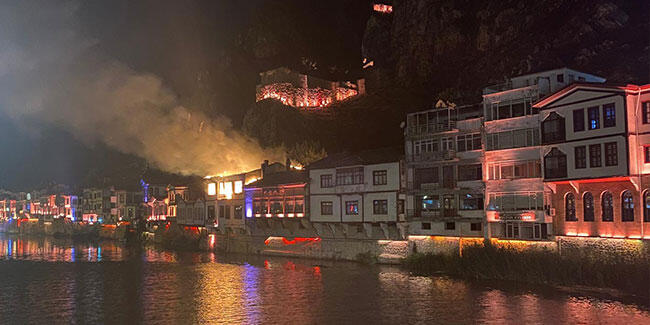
[204,169,262,234]
[245,160,308,221]
[255,67,364,110]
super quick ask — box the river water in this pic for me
[0,235,649,324]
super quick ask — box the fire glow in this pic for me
[256,83,357,108]
[373,4,393,13]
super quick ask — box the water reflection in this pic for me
[0,234,648,324]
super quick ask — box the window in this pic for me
[207,206,215,220]
[414,139,438,155]
[457,133,481,152]
[557,74,564,83]
[487,192,544,211]
[373,170,388,185]
[470,222,482,231]
[398,199,404,214]
[602,103,616,128]
[295,199,304,214]
[321,201,333,215]
[445,222,455,230]
[565,193,576,221]
[643,102,650,124]
[458,164,482,181]
[645,147,650,163]
[574,146,586,169]
[573,109,585,132]
[320,174,334,188]
[421,222,431,230]
[541,112,565,144]
[219,205,225,218]
[622,191,634,222]
[373,200,388,214]
[583,192,594,222]
[588,106,600,130]
[234,205,243,219]
[208,183,217,196]
[604,142,618,166]
[337,167,364,185]
[441,137,454,151]
[345,201,359,215]
[589,144,602,167]
[224,205,231,219]
[486,128,539,151]
[418,195,440,211]
[414,167,438,187]
[602,192,613,222]
[544,148,567,179]
[234,181,243,194]
[488,160,540,180]
[461,194,483,210]
[644,191,650,222]
[284,200,294,214]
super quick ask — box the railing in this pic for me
[407,209,459,220]
[407,150,456,162]
[407,120,457,136]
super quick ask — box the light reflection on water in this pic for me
[0,234,649,324]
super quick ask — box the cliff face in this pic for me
[364,0,649,99]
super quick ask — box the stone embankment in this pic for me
[0,219,129,240]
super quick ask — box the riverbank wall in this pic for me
[0,220,128,240]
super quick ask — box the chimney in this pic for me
[286,158,292,171]
[261,160,269,178]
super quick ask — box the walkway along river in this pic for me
[0,234,650,324]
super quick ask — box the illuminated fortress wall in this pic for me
[256,67,363,109]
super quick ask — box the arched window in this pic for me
[583,192,594,222]
[565,193,576,221]
[621,191,634,222]
[602,191,613,222]
[644,190,650,222]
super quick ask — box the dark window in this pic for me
[398,199,404,214]
[643,102,650,124]
[498,104,511,119]
[219,205,225,218]
[541,112,565,144]
[557,74,564,83]
[470,222,482,231]
[573,109,585,132]
[224,205,231,219]
[414,167,438,188]
[622,191,634,222]
[544,148,567,179]
[644,191,650,222]
[565,193,577,221]
[583,192,594,221]
[373,170,388,185]
[421,222,431,230]
[604,142,618,166]
[207,206,215,220]
[345,201,359,215]
[589,144,602,167]
[284,200,294,214]
[373,200,388,214]
[320,174,334,188]
[588,106,600,130]
[445,222,455,230]
[457,164,482,181]
[321,201,333,215]
[512,102,525,117]
[337,167,364,185]
[602,192,613,222]
[603,103,616,128]
[575,146,587,169]
[645,147,650,163]
[234,205,243,219]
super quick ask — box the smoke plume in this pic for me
[0,1,283,177]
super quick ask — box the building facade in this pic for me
[536,83,650,238]
[404,103,485,237]
[244,163,308,222]
[309,149,406,238]
[483,68,605,240]
[205,169,261,234]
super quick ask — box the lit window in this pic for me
[234,181,243,194]
[588,106,600,130]
[207,183,216,196]
[219,182,233,199]
[345,201,358,215]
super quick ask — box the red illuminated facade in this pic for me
[256,67,363,109]
[536,83,650,238]
[245,161,308,219]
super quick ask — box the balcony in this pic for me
[407,150,456,162]
[407,209,459,220]
[406,120,457,137]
